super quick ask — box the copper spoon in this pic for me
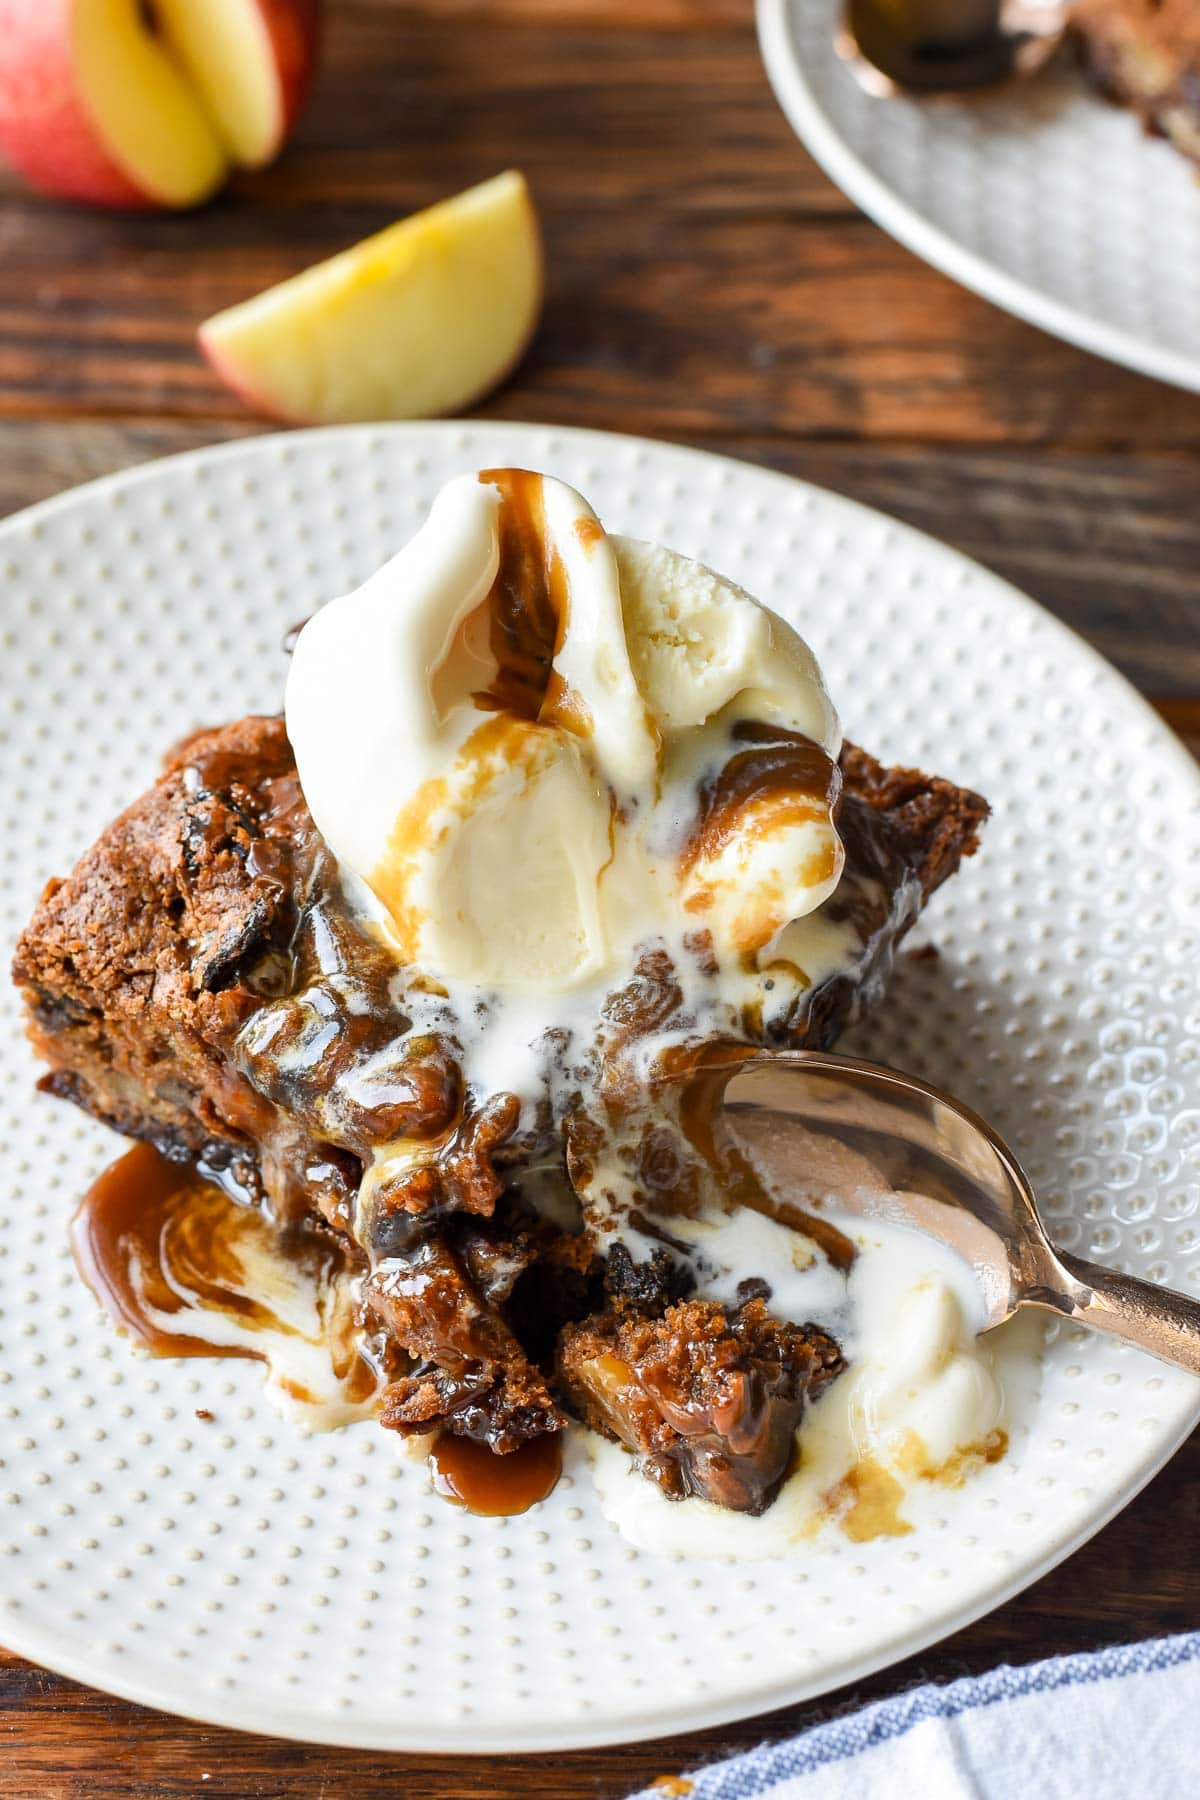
[676,1046,1200,1375]
[839,0,1070,98]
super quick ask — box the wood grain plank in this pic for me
[3,8,1200,446]
[728,439,1200,698]
[382,0,750,22]
[1157,697,1200,759]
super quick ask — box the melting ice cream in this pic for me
[286,469,848,1072]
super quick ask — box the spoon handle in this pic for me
[1049,1252,1200,1377]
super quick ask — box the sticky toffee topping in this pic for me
[15,473,990,1521]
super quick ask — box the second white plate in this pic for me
[758,0,1200,392]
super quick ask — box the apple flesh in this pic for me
[153,0,319,170]
[199,172,544,423]
[0,0,226,207]
[0,0,319,209]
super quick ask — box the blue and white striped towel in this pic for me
[633,1632,1200,1800]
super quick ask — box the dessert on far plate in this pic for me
[1072,0,1200,164]
[14,467,999,1538]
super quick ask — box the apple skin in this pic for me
[0,0,151,208]
[198,333,290,421]
[0,0,322,208]
[256,0,322,152]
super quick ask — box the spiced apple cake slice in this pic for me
[13,470,987,1516]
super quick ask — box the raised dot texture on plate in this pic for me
[0,423,1198,1751]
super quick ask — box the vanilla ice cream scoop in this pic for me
[285,469,844,1004]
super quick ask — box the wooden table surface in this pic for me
[1,2,1197,1794]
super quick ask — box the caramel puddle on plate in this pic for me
[895,1425,1009,1488]
[822,1428,1011,1543]
[72,1141,381,1422]
[823,1456,914,1542]
[429,1431,563,1516]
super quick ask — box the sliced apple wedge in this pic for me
[0,0,228,209]
[198,171,544,423]
[153,0,320,170]
[0,0,320,209]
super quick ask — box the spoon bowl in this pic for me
[839,0,1070,98]
[679,1047,1200,1375]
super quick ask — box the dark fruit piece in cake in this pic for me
[557,1296,844,1512]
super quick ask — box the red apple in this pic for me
[0,0,321,210]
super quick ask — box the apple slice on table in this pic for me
[199,172,544,423]
[0,0,320,209]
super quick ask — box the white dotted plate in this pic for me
[758,0,1200,392]
[1,423,1198,1752]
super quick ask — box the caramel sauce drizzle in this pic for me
[382,469,599,949]
[824,1456,913,1542]
[823,1428,1010,1543]
[428,1430,563,1516]
[473,467,592,738]
[72,1142,378,1405]
[75,1143,279,1360]
[894,1425,1009,1488]
[680,721,842,880]
[428,468,592,736]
